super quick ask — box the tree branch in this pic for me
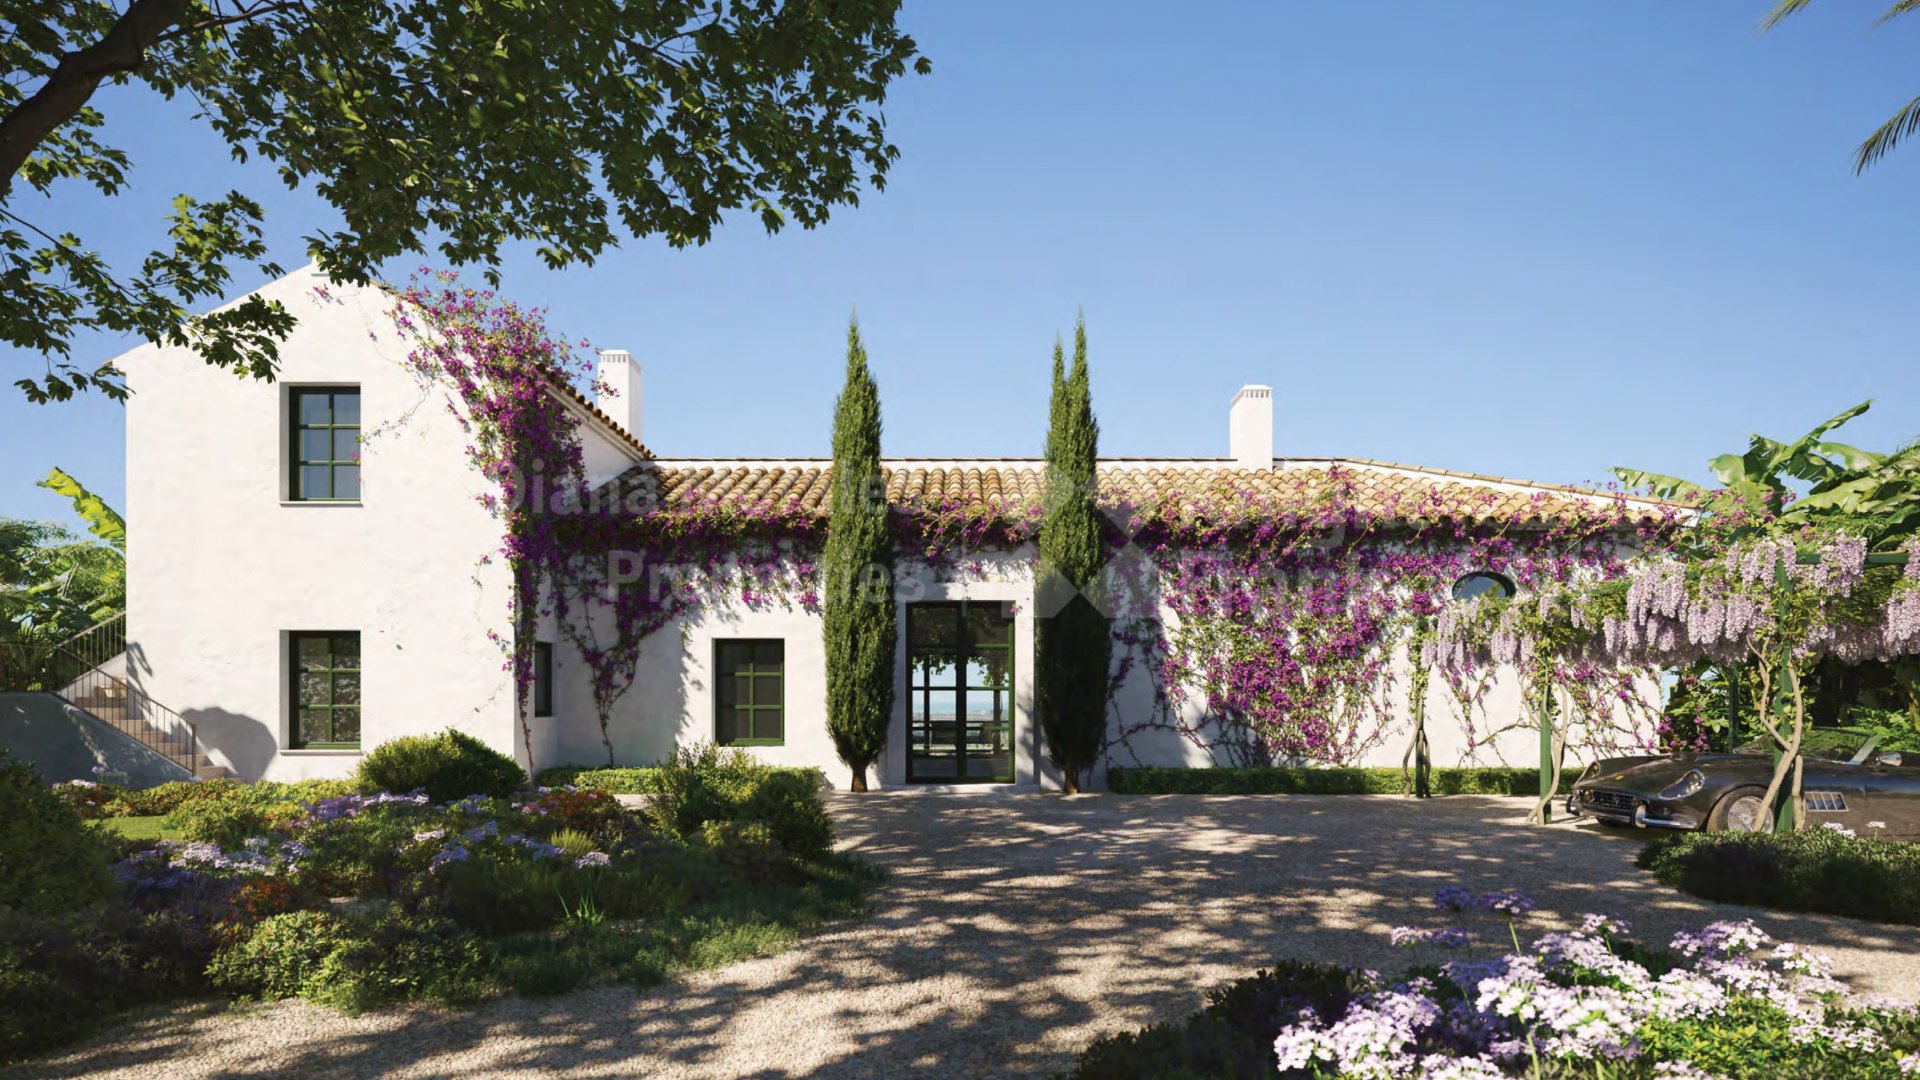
[0,0,194,193]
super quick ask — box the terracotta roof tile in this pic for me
[602,459,1671,527]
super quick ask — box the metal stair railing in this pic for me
[0,638,210,778]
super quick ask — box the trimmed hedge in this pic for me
[1638,827,1920,926]
[537,764,826,795]
[1107,765,1587,796]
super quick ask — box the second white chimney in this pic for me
[596,349,642,441]
[1229,385,1273,470]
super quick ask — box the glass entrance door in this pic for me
[906,601,1015,783]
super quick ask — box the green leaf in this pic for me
[36,467,125,550]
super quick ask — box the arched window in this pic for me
[1451,572,1516,601]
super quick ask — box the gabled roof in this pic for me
[601,457,1677,526]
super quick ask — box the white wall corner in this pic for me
[1229,384,1273,469]
[596,349,642,439]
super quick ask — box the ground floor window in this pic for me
[291,631,361,748]
[716,639,784,746]
[906,601,1015,783]
[533,642,554,717]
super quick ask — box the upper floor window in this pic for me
[291,631,360,748]
[715,639,784,746]
[1451,572,1517,601]
[291,388,361,501]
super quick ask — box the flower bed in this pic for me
[1107,766,1587,796]
[4,750,876,1064]
[1638,825,1920,926]
[1057,887,1920,1079]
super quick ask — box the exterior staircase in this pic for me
[1,615,230,781]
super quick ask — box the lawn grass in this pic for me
[93,816,185,843]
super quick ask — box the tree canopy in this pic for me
[0,0,930,402]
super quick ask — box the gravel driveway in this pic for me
[16,794,1920,1079]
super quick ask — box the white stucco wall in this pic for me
[535,540,1653,789]
[122,265,643,781]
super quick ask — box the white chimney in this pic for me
[1229,385,1273,469]
[596,349,642,440]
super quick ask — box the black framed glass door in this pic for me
[906,601,1015,783]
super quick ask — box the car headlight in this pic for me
[1657,769,1704,800]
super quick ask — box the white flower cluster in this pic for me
[1270,912,1912,1079]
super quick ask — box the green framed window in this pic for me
[715,639,783,746]
[533,642,554,718]
[290,388,361,501]
[291,632,361,748]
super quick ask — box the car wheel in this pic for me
[1707,787,1769,833]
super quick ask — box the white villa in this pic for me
[112,266,1667,789]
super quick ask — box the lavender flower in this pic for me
[573,851,611,869]
[1480,890,1536,917]
[1433,886,1477,912]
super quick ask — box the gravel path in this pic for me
[16,794,1920,1079]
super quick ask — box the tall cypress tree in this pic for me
[1036,316,1110,793]
[823,318,895,791]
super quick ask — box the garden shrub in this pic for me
[648,743,833,857]
[537,763,828,796]
[357,728,524,802]
[1638,826,1920,925]
[1107,765,1586,797]
[163,782,283,847]
[0,752,114,915]
[0,908,206,1063]
[515,787,630,843]
[208,908,486,1013]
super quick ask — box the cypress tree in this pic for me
[822,318,895,791]
[1036,316,1110,793]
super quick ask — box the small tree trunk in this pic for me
[848,769,869,793]
[1756,663,1802,831]
[1526,686,1568,826]
[1790,754,1806,832]
[1062,765,1081,795]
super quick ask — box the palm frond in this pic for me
[1876,0,1920,26]
[1855,94,1920,173]
[1762,0,1819,30]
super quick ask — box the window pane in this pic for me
[297,709,327,745]
[300,429,333,462]
[332,466,360,501]
[752,707,783,743]
[298,672,330,707]
[910,606,960,649]
[332,634,360,666]
[332,672,361,706]
[297,635,332,665]
[331,708,360,744]
[331,392,360,424]
[758,673,782,707]
[716,641,746,673]
[923,652,957,687]
[298,465,332,499]
[716,705,741,745]
[332,429,360,461]
[717,674,738,708]
[297,392,331,424]
[752,640,784,668]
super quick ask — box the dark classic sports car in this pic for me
[1567,728,1920,837]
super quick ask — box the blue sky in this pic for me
[4,1,1918,525]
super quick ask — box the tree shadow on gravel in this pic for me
[12,794,1917,1080]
